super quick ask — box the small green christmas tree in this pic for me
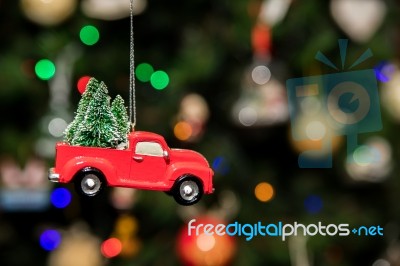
[64,78,100,143]
[111,95,130,144]
[71,81,122,148]
[64,77,129,148]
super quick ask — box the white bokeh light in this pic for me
[251,65,271,85]
[238,107,258,126]
[48,118,68,137]
[305,121,326,140]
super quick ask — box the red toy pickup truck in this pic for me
[49,131,214,205]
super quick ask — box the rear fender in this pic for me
[60,157,117,185]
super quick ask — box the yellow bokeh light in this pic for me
[174,121,192,141]
[254,182,274,202]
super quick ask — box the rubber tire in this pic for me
[74,167,105,197]
[172,176,203,206]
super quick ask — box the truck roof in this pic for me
[129,131,166,142]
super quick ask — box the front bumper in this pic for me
[48,168,60,182]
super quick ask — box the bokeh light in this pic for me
[372,259,390,266]
[304,195,323,214]
[80,25,100,46]
[40,229,62,251]
[51,188,72,209]
[353,145,376,165]
[346,137,392,182]
[212,156,230,175]
[251,65,271,85]
[196,233,216,252]
[254,182,274,202]
[101,238,122,258]
[35,59,56,80]
[174,121,192,141]
[305,121,326,141]
[238,107,257,126]
[77,76,92,94]
[374,61,395,82]
[150,70,169,90]
[48,117,68,138]
[136,63,154,82]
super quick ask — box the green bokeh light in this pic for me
[35,59,56,80]
[136,63,154,82]
[150,70,169,90]
[353,145,375,165]
[80,25,100,46]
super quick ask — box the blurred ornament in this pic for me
[20,0,77,26]
[0,157,48,189]
[109,214,141,258]
[110,187,137,210]
[288,98,344,164]
[177,216,236,266]
[258,0,292,27]
[0,157,50,211]
[180,94,210,124]
[81,0,146,20]
[345,136,392,182]
[174,93,210,142]
[372,259,390,266]
[330,0,386,43]
[381,62,400,122]
[232,61,289,127]
[48,223,103,266]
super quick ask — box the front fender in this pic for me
[59,156,117,185]
[166,162,213,193]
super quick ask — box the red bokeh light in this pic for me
[77,76,92,94]
[101,237,122,258]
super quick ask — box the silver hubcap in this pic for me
[81,174,101,195]
[179,180,199,201]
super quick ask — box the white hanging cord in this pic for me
[129,0,136,131]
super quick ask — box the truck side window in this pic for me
[135,142,163,157]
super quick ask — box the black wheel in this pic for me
[172,176,203,206]
[74,168,105,197]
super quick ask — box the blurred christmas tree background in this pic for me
[1,0,400,265]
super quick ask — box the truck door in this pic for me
[130,141,168,185]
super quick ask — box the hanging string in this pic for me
[129,0,136,131]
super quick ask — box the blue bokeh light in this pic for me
[40,229,61,251]
[212,156,230,175]
[304,195,323,214]
[50,188,72,209]
[374,61,395,83]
